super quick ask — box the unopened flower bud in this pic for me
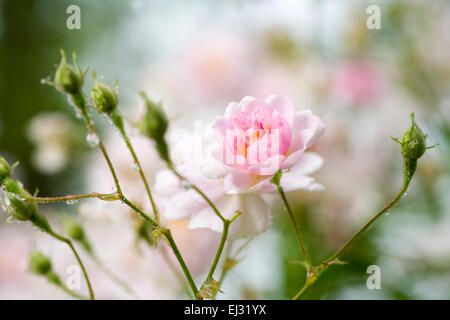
[399,113,427,160]
[0,156,11,185]
[139,92,168,142]
[63,218,85,241]
[4,192,37,221]
[90,75,118,114]
[29,251,52,275]
[54,50,85,94]
[2,177,25,196]
[393,113,436,186]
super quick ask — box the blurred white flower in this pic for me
[26,112,74,174]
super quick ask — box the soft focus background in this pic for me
[1,0,449,299]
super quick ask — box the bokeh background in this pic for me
[1,0,449,299]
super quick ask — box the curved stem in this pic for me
[277,185,312,266]
[326,183,409,263]
[292,180,411,300]
[50,231,95,300]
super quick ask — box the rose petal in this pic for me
[265,94,295,125]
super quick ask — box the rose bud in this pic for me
[90,75,118,114]
[54,50,85,94]
[29,251,52,276]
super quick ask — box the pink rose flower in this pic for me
[154,131,271,238]
[210,95,325,193]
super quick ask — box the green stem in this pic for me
[68,91,199,298]
[50,231,95,300]
[159,246,194,299]
[162,229,199,298]
[207,220,230,280]
[25,192,119,203]
[276,185,312,266]
[292,179,411,300]
[57,282,89,300]
[115,117,160,223]
[326,184,409,263]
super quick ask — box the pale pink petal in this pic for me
[163,190,206,220]
[229,194,271,238]
[154,170,180,196]
[247,154,285,176]
[291,152,323,175]
[188,207,223,233]
[265,94,295,125]
[188,195,239,232]
[224,102,240,119]
[292,111,325,148]
[224,172,256,193]
[280,150,304,170]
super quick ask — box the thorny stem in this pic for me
[276,184,312,266]
[49,231,95,300]
[68,92,199,298]
[293,178,411,300]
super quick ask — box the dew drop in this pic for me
[86,131,99,147]
[66,200,78,205]
[74,108,83,119]
[182,181,192,190]
[67,95,75,107]
[132,162,139,171]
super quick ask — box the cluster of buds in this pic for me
[0,156,52,233]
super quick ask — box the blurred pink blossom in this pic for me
[331,61,381,105]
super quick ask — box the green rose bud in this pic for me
[2,177,25,196]
[4,192,37,221]
[63,218,85,241]
[393,113,436,186]
[54,50,85,94]
[139,92,170,162]
[0,156,11,186]
[29,251,52,275]
[399,113,427,160]
[139,92,168,142]
[90,75,118,114]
